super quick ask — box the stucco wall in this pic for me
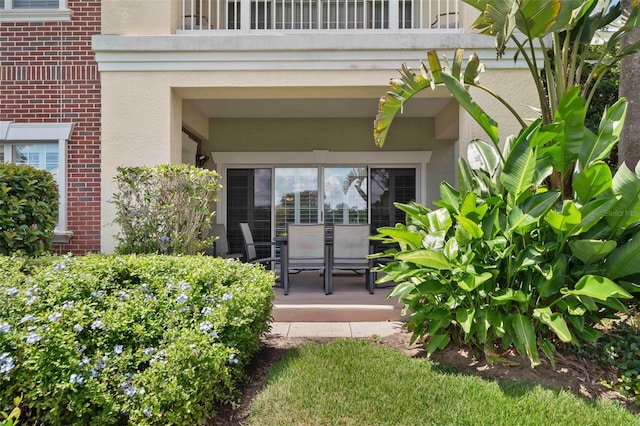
[206,117,434,152]
[102,0,175,35]
[458,68,536,161]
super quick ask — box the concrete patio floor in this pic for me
[269,321,405,338]
[271,271,406,322]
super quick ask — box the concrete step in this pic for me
[273,303,406,322]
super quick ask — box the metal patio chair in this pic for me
[239,222,280,271]
[207,224,243,259]
[283,224,329,295]
[331,224,374,294]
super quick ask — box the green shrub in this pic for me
[373,2,640,368]
[374,91,640,367]
[0,254,275,425]
[0,163,59,256]
[111,164,221,255]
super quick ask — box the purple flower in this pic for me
[73,324,84,333]
[0,353,15,376]
[48,312,62,322]
[201,307,212,315]
[176,293,188,304]
[228,353,239,365]
[0,323,11,334]
[91,320,104,330]
[6,288,19,297]
[69,374,84,385]
[19,315,35,324]
[222,293,233,301]
[26,332,42,345]
[114,344,124,355]
[199,322,213,333]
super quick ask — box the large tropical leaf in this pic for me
[568,239,617,264]
[374,227,423,249]
[374,63,433,147]
[500,121,539,198]
[441,72,499,144]
[396,249,452,270]
[468,139,502,176]
[572,161,612,204]
[456,308,476,334]
[435,182,461,213]
[426,208,453,233]
[510,313,540,367]
[465,0,563,56]
[533,307,572,343]
[544,200,581,234]
[563,275,633,301]
[578,98,627,170]
[570,196,619,235]
[507,190,561,235]
[606,231,640,280]
[605,164,640,230]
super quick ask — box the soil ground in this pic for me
[210,330,639,425]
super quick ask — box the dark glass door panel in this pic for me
[226,168,272,258]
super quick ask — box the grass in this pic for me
[248,339,640,426]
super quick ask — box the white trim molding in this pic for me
[2,122,74,140]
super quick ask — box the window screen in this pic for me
[13,0,59,8]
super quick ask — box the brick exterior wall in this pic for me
[0,1,101,254]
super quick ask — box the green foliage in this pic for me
[0,396,20,426]
[373,97,640,367]
[0,254,275,425]
[112,164,221,255]
[598,316,640,401]
[373,0,640,368]
[0,163,59,256]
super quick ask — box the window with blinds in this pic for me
[12,0,60,8]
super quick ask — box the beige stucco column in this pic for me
[101,72,183,253]
[458,68,536,161]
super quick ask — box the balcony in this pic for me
[180,0,460,33]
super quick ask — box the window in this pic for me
[0,121,73,240]
[0,0,70,22]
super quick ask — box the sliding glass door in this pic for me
[226,166,416,255]
[274,167,319,236]
[323,167,368,226]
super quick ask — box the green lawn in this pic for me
[248,339,639,426]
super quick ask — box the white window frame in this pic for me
[0,121,73,242]
[0,0,71,23]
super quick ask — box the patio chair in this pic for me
[239,222,280,271]
[331,224,374,294]
[283,224,330,296]
[208,224,243,259]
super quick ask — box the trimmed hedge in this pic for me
[0,255,275,425]
[0,163,59,256]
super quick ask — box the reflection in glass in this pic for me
[275,168,318,236]
[323,167,368,227]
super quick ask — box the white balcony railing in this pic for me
[180,0,460,32]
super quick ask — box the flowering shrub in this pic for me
[0,163,59,256]
[0,254,275,425]
[111,164,221,255]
